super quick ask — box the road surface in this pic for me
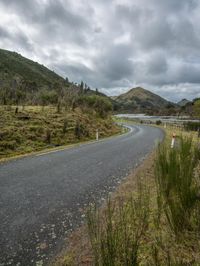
[0,124,164,265]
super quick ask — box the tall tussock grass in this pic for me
[86,136,200,266]
[155,137,200,235]
[87,182,150,266]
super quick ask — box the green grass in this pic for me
[155,136,200,235]
[87,182,150,266]
[0,105,121,160]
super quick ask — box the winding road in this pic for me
[0,124,164,266]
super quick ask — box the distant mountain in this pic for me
[177,98,191,107]
[113,87,177,114]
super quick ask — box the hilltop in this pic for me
[113,87,177,115]
[177,98,191,107]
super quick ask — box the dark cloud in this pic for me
[34,0,89,29]
[174,63,200,84]
[0,25,32,52]
[0,0,38,24]
[147,53,168,75]
[98,44,134,81]
[0,26,9,38]
[136,19,173,50]
[115,4,144,24]
[94,26,102,33]
[0,0,200,101]
[150,0,197,13]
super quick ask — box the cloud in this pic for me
[0,0,200,101]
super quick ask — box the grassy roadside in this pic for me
[0,105,122,161]
[53,122,200,266]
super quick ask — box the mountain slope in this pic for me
[0,49,110,107]
[0,48,65,88]
[114,87,176,114]
[177,99,191,107]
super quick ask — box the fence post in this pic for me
[96,129,99,141]
[171,133,176,148]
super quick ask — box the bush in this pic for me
[38,90,58,105]
[155,137,200,234]
[74,122,89,139]
[156,120,162,125]
[77,95,112,118]
[184,121,200,131]
[45,129,51,144]
[63,119,68,134]
[87,183,149,265]
[0,140,17,150]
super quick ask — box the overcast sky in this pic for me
[0,0,200,102]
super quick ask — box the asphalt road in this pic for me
[0,124,164,266]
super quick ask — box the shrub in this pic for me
[45,129,51,144]
[156,120,162,125]
[74,122,89,139]
[77,95,112,118]
[87,183,149,265]
[0,140,17,150]
[184,121,200,131]
[39,90,58,105]
[63,119,68,134]
[155,137,200,234]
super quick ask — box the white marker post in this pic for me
[171,133,176,148]
[96,129,99,141]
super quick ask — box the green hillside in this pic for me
[0,49,111,110]
[0,48,64,87]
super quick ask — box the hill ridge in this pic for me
[114,86,176,115]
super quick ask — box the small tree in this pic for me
[16,88,26,106]
[75,121,81,139]
[74,121,86,139]
[39,90,58,106]
[57,101,61,113]
[63,119,68,134]
[80,81,84,94]
[45,129,51,144]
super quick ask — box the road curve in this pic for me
[0,124,164,265]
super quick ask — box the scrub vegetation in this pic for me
[0,105,120,160]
